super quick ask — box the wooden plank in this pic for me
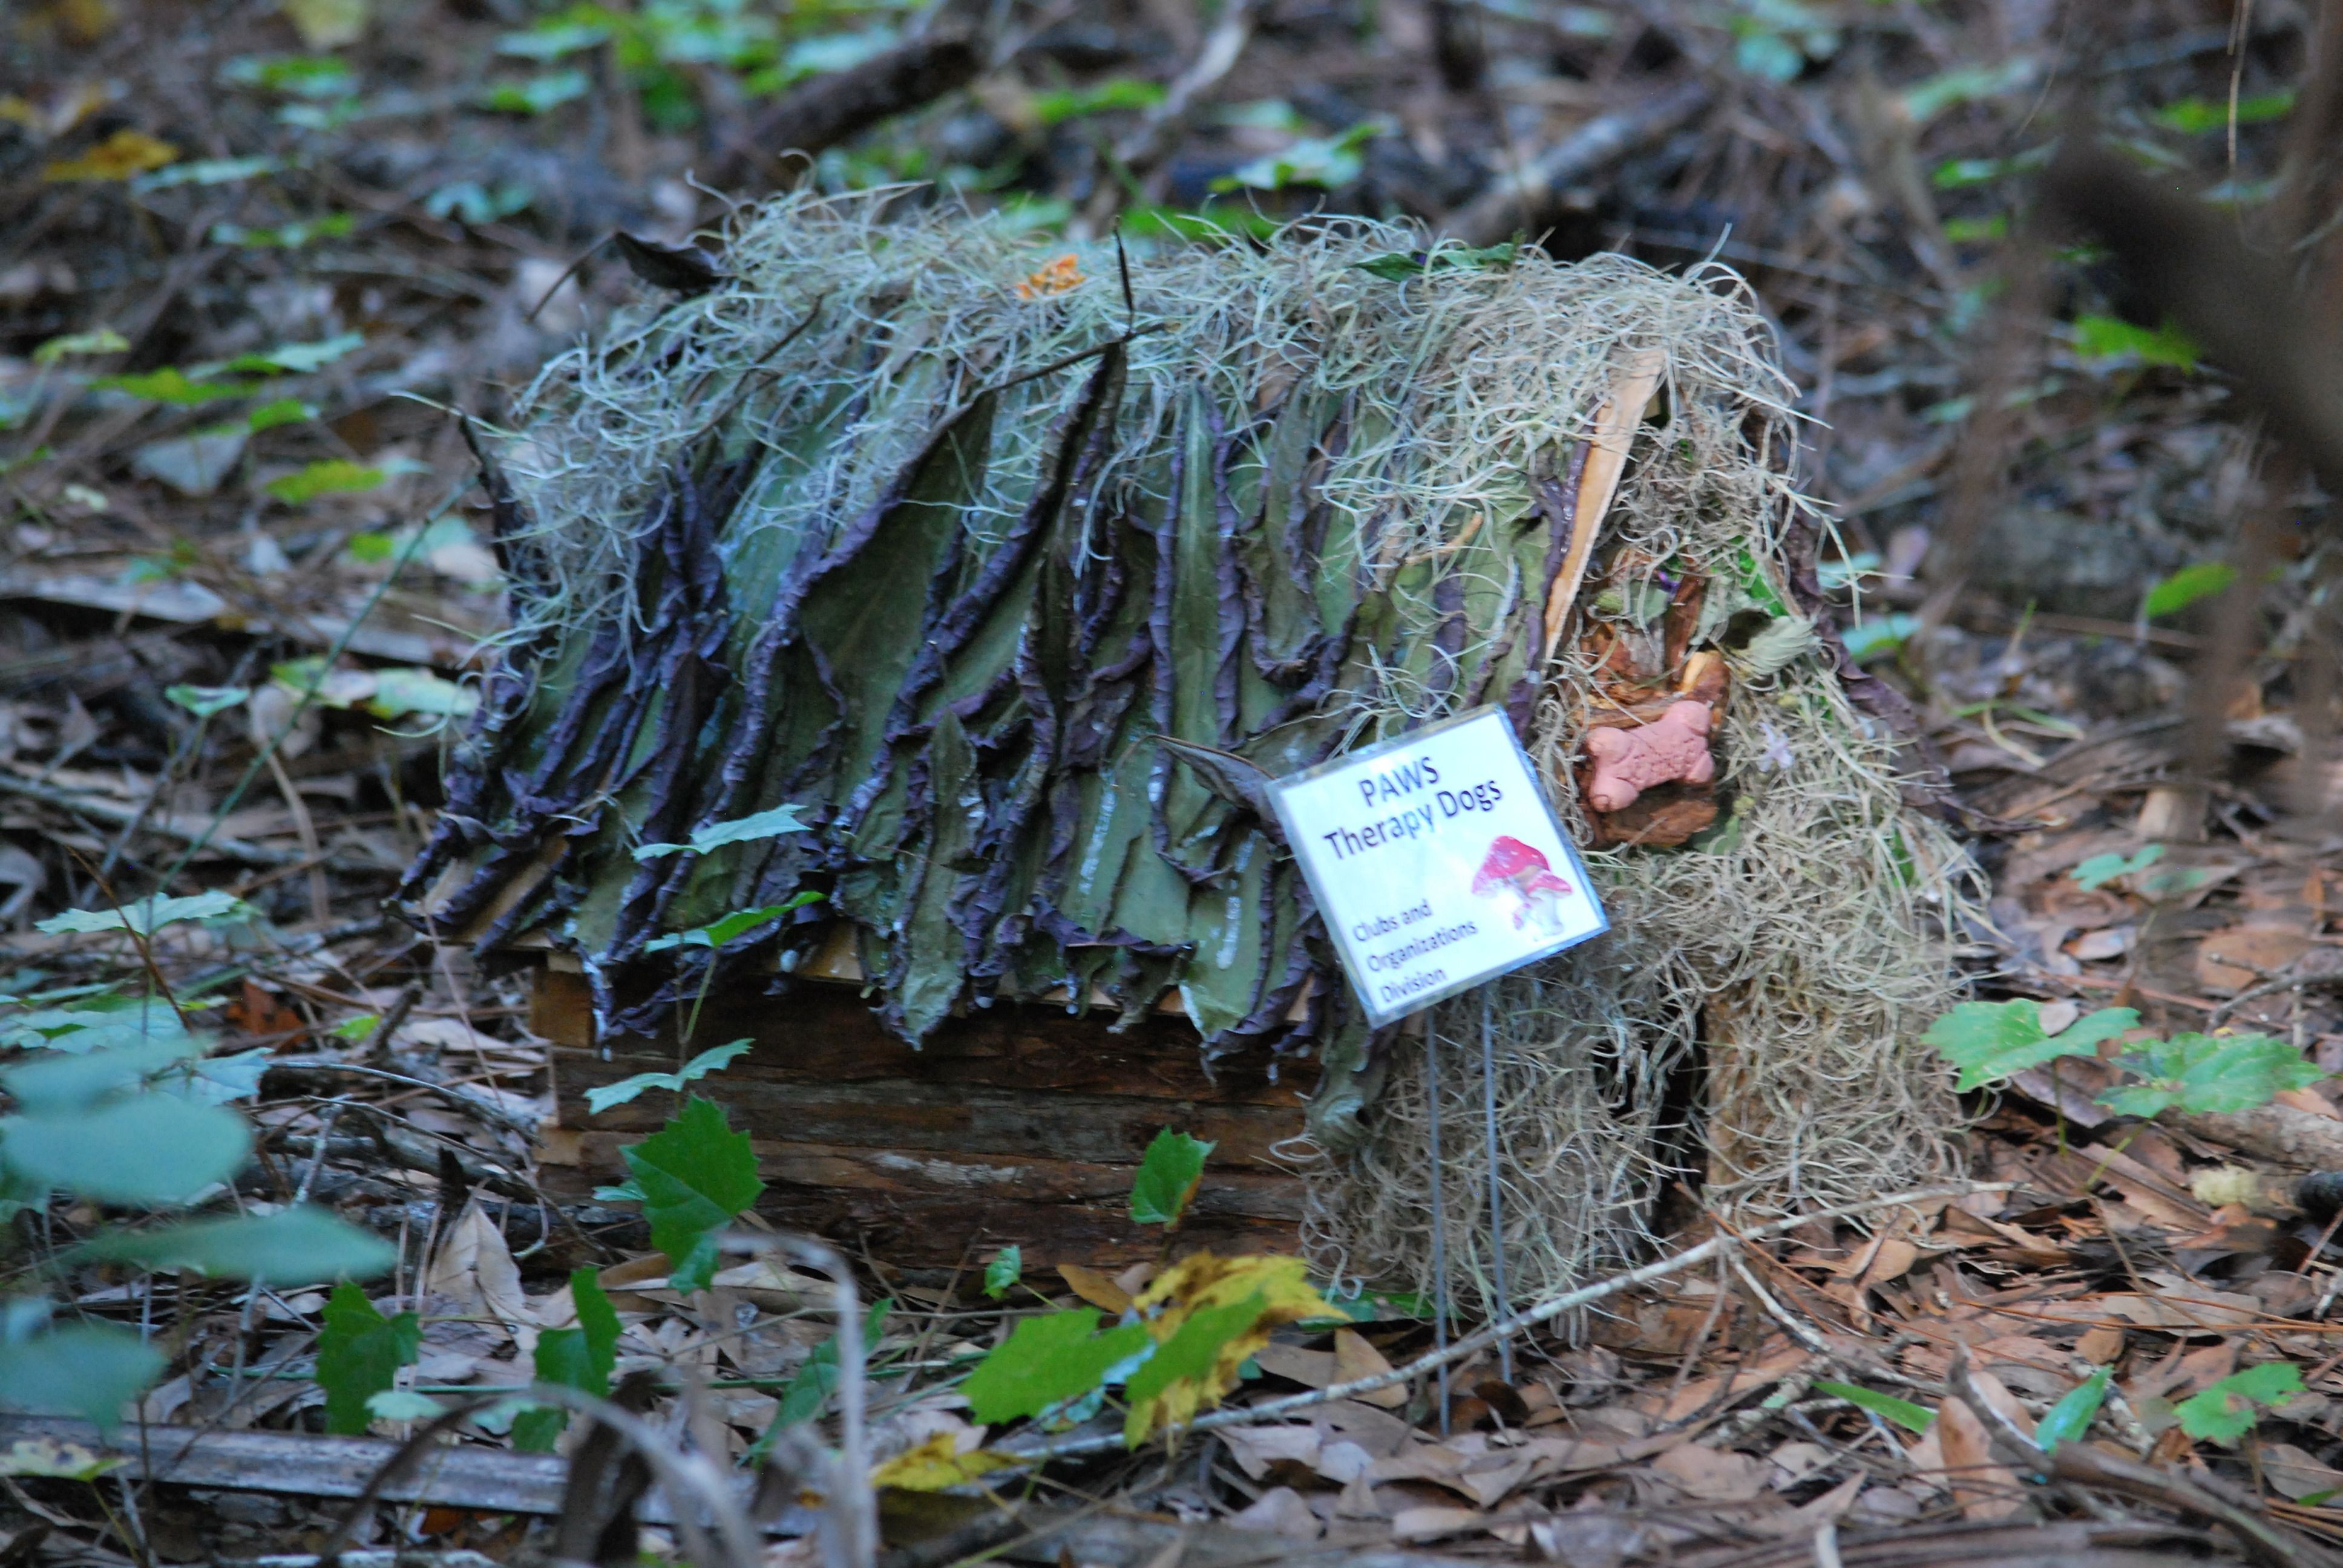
[0,1414,804,1531]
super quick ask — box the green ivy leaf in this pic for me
[35,890,252,936]
[1922,1001,2138,1092]
[315,1282,420,1435]
[87,1206,395,1285]
[964,1309,1150,1425]
[2036,1367,2111,1451]
[0,1324,164,1429]
[2176,1362,2302,1445]
[584,1040,753,1116]
[983,1246,1022,1301]
[2102,1033,2322,1119]
[1130,1128,1214,1229]
[1811,1380,1935,1433]
[1,1095,251,1206]
[619,1097,764,1294]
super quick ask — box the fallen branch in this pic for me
[1446,79,1711,247]
[719,33,984,189]
[0,771,372,872]
[998,1181,2013,1463]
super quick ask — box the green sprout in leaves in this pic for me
[1921,1000,2138,1092]
[263,460,384,503]
[2100,1033,2322,1119]
[315,1282,420,1435]
[513,1269,621,1451]
[614,1097,764,1294]
[584,1039,753,1116]
[984,1245,1022,1301]
[2071,844,2163,890]
[2036,1366,2111,1451]
[1129,1128,1214,1229]
[1810,1379,1934,1433]
[2176,1362,2302,1445]
[2144,563,2236,619]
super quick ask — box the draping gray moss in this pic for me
[398,190,1972,1308]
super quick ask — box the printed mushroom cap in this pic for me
[1472,835,1552,893]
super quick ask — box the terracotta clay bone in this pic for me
[1584,701,1715,812]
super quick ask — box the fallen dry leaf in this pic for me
[1056,1262,1133,1313]
[1389,1504,1485,1544]
[1227,1485,1320,1538]
[1933,1396,2025,1522]
[1650,1442,1769,1503]
[1334,1327,1406,1408]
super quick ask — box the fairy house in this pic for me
[404,194,1968,1298]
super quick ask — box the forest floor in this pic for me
[5,1,2343,1564]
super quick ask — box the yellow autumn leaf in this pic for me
[1121,1253,1338,1445]
[43,128,176,181]
[868,1432,1014,1492]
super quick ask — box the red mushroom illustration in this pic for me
[1471,835,1576,932]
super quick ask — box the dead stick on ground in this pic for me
[1447,79,1711,248]
[1002,1181,2014,1463]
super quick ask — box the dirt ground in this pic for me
[7,1,2343,1564]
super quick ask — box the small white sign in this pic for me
[1268,707,1607,1026]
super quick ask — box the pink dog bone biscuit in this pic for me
[1583,701,1715,812]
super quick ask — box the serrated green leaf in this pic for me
[585,1040,753,1116]
[620,1097,764,1294]
[1122,1291,1262,1444]
[3,1036,203,1110]
[36,890,252,936]
[263,459,384,503]
[753,1297,891,1452]
[641,897,820,954]
[2036,1366,2110,1451]
[315,1282,419,1435]
[1923,1001,2138,1093]
[984,1246,1022,1301]
[0,1324,163,1428]
[2103,1032,2321,1119]
[1811,1380,1935,1433]
[1130,1128,1214,1228]
[87,1206,395,1285]
[164,684,251,718]
[2176,1362,2302,1445]
[964,1309,1151,1425]
[1,1096,251,1205]
[514,1268,620,1451]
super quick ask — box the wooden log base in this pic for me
[532,968,1311,1275]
